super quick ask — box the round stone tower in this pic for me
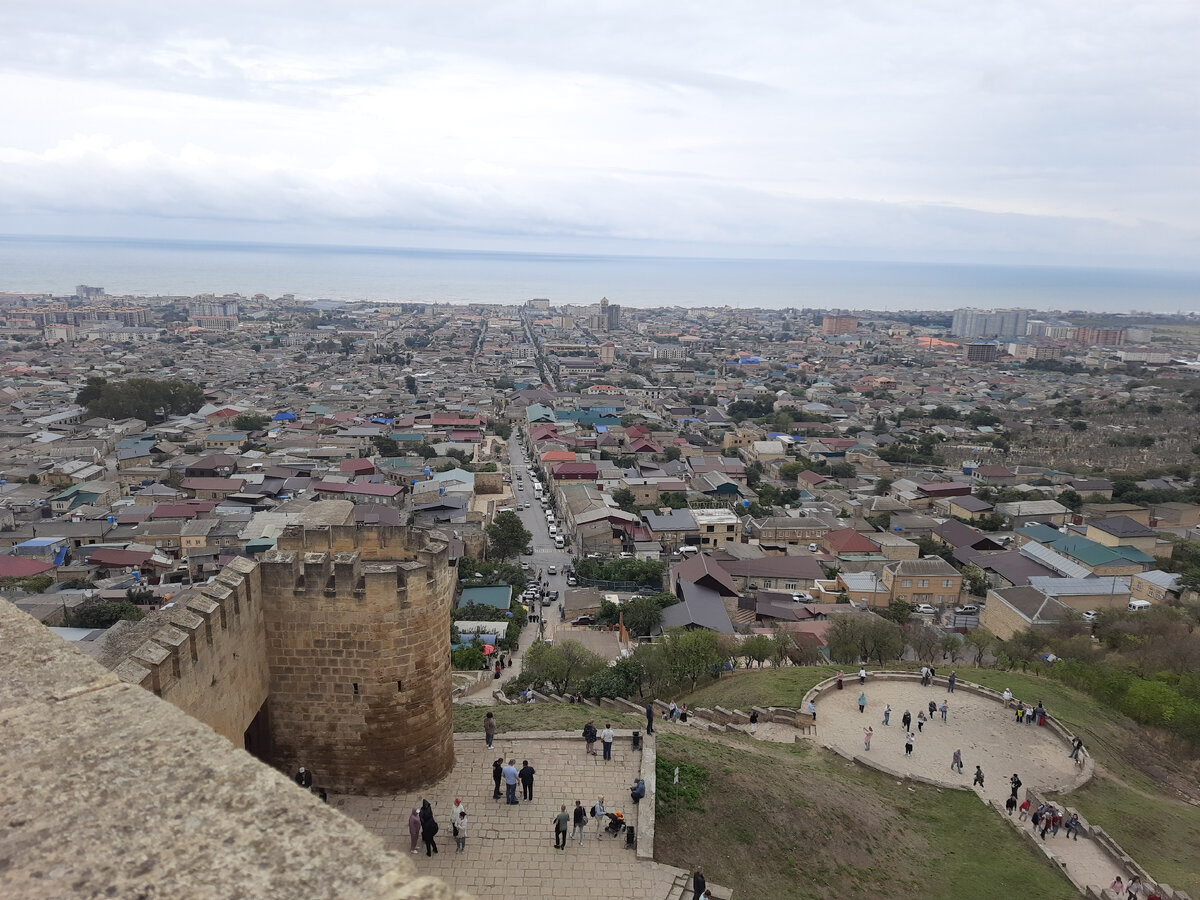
[259,524,456,792]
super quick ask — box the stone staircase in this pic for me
[662,870,732,899]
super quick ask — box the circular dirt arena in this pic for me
[812,677,1082,805]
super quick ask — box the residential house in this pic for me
[996,499,1069,528]
[690,508,741,548]
[1085,516,1159,555]
[880,558,962,607]
[982,585,1072,640]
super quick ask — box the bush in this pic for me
[451,646,487,670]
[74,601,145,629]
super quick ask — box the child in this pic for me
[454,811,467,852]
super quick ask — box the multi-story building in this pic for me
[964,341,999,363]
[1075,326,1126,346]
[821,313,858,335]
[951,308,1030,339]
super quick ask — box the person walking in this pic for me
[484,712,496,749]
[973,766,985,788]
[863,726,873,751]
[419,799,439,856]
[916,711,927,733]
[858,692,867,714]
[1069,736,1084,760]
[1018,798,1031,821]
[295,766,313,790]
[1005,795,1017,816]
[901,709,912,731]
[836,670,844,690]
[645,702,655,735]
[951,749,963,774]
[1002,687,1013,709]
[519,760,536,801]
[693,867,707,898]
[939,701,948,723]
[947,671,957,693]
[571,800,587,845]
[600,723,614,761]
[593,796,606,840]
[668,700,678,721]
[920,665,930,686]
[408,807,421,854]
[502,759,519,804]
[492,757,504,800]
[807,700,817,722]
[553,804,569,849]
[749,710,759,734]
[859,666,867,684]
[1010,774,1022,799]
[454,811,467,852]
[928,699,937,721]
[882,704,891,726]
[583,720,598,756]
[904,731,915,756]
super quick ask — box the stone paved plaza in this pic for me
[333,732,693,899]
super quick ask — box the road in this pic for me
[506,432,573,643]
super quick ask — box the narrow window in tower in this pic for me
[353,682,359,695]
[397,681,402,692]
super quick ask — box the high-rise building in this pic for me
[950,308,1030,339]
[1076,326,1126,346]
[965,341,999,363]
[821,313,858,334]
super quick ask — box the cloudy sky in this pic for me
[1,1,1197,267]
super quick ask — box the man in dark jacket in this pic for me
[492,757,503,800]
[295,766,312,790]
[519,760,536,801]
[693,867,706,898]
[583,721,598,756]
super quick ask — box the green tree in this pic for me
[612,487,638,513]
[416,443,439,459]
[906,622,942,664]
[486,511,533,560]
[828,462,857,478]
[524,639,607,693]
[78,377,204,422]
[662,628,723,688]
[404,374,418,394]
[74,600,145,629]
[491,421,513,440]
[232,413,270,432]
[26,473,39,484]
[664,445,682,461]
[1058,488,1083,512]
[963,627,995,666]
[451,645,487,670]
[742,634,776,668]
[622,595,665,638]
[371,435,401,457]
[873,478,893,496]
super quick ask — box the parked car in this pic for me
[523,546,533,555]
[547,566,557,575]
[571,615,596,626]
[1082,609,1099,622]
[807,543,819,552]
[566,576,577,586]
[954,604,979,615]
[520,562,530,571]
[913,603,937,615]
[791,592,814,602]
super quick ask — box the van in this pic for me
[554,536,565,549]
[548,525,557,536]
[1127,599,1152,612]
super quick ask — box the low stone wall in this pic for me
[637,734,657,861]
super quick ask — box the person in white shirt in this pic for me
[1003,688,1013,709]
[600,724,615,761]
[858,667,867,684]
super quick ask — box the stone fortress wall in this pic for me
[109,523,456,793]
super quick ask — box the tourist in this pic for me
[1069,736,1084,760]
[601,723,615,761]
[593,796,606,840]
[916,710,927,732]
[484,712,495,749]
[295,766,313,790]
[583,720,598,756]
[630,778,646,805]
[1018,798,1031,821]
[905,731,915,756]
[836,670,844,690]
[645,702,655,735]
[939,701,948,723]
[669,700,678,721]
[1016,703,1025,724]
[807,699,817,722]
[947,670,957,693]
[454,810,467,852]
[419,799,439,856]
[858,692,867,714]
[693,867,706,898]
[408,807,421,854]
[928,699,937,722]
[951,748,963,774]
[863,726,873,751]
[882,704,891,726]
[452,797,467,822]
[679,703,689,723]
[920,665,930,686]
[1005,795,1017,816]
[1109,876,1125,896]
[901,709,912,731]
[1040,808,1053,841]
[859,666,867,684]
[973,766,985,788]
[1010,774,1022,799]
[1003,687,1013,708]
[492,757,503,800]
[1127,875,1143,898]
[502,759,519,804]
[553,804,569,849]
[749,710,759,734]
[572,800,587,845]
[519,759,536,801]
[1064,813,1081,840]
[1051,809,1063,837]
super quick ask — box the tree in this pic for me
[404,375,418,394]
[1059,488,1083,512]
[78,377,204,422]
[451,645,487,670]
[873,478,893,496]
[665,446,681,461]
[742,634,775,668]
[26,473,39,484]
[491,421,512,440]
[906,622,942,664]
[963,627,995,666]
[232,413,270,432]
[416,443,439,459]
[612,487,638,513]
[74,600,145,629]
[486,511,532,560]
[524,639,606,693]
[939,632,964,663]
[662,628,723,688]
[828,462,857,479]
[622,596,665,638]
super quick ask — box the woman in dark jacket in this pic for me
[492,757,504,799]
[419,799,439,856]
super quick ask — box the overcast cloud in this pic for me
[0,1,1196,266]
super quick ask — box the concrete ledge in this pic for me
[636,734,656,861]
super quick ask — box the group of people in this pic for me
[408,797,469,856]
[493,758,537,804]
[1025,801,1083,842]
[582,720,617,759]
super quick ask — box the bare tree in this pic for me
[906,622,942,665]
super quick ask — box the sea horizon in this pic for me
[2,233,1199,314]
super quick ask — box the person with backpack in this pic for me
[1010,774,1022,799]
[583,720,598,756]
[592,796,606,840]
[419,799,439,856]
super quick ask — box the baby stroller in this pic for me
[604,810,626,837]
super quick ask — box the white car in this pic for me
[913,603,937,615]
[808,543,819,552]
[1082,610,1099,622]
